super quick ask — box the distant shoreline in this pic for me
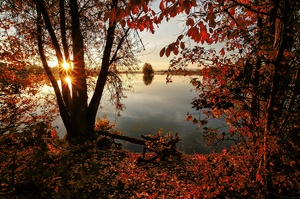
[119,69,202,76]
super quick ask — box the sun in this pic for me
[65,76,71,83]
[62,61,70,70]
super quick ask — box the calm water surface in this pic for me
[55,74,229,154]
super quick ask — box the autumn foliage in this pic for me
[160,0,300,197]
[1,0,300,198]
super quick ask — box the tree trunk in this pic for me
[86,0,118,133]
[59,0,71,111]
[36,0,72,133]
[68,0,88,140]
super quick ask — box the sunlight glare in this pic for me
[48,61,58,68]
[65,76,72,89]
[62,62,70,70]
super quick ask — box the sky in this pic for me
[137,16,186,70]
[136,14,222,71]
[135,0,190,71]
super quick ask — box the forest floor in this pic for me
[56,144,203,198]
[2,134,299,198]
[1,136,208,199]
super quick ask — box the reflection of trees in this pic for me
[142,63,155,85]
[106,71,128,116]
[143,73,154,85]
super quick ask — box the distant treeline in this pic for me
[155,69,202,76]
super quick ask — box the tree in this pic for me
[158,0,300,197]
[142,62,154,75]
[1,0,156,141]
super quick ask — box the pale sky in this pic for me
[136,15,222,71]
[135,0,189,70]
[137,16,186,70]
[136,1,223,71]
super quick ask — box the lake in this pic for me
[54,74,230,154]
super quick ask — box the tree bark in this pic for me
[68,0,88,139]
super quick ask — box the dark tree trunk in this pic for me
[59,0,71,111]
[68,0,88,140]
[36,0,72,133]
[86,0,118,133]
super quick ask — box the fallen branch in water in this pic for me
[95,130,182,162]
[95,131,145,146]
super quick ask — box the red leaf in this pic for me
[220,48,225,56]
[132,6,139,14]
[187,115,193,121]
[256,173,262,182]
[143,5,148,13]
[165,48,171,57]
[104,12,110,22]
[229,8,235,16]
[116,9,125,20]
[177,34,184,41]
[159,47,165,57]
[185,7,190,15]
[180,42,185,49]
[159,1,165,10]
[202,30,209,41]
[186,18,194,26]
[55,186,59,193]
[166,48,171,57]
[290,160,296,166]
[127,20,135,28]
[174,47,179,55]
[222,148,226,154]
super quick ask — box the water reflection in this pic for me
[98,74,230,154]
[54,74,230,154]
[142,73,154,85]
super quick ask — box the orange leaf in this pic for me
[290,160,296,166]
[256,173,262,182]
[187,115,193,121]
[55,186,59,193]
[159,1,165,10]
